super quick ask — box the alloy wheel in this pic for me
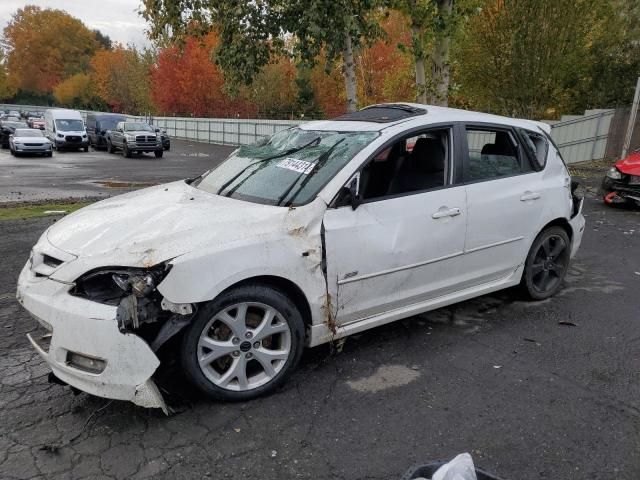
[197,302,292,392]
[530,234,568,294]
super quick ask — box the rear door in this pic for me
[323,126,469,325]
[461,124,545,285]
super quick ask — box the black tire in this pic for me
[154,149,163,158]
[521,226,571,300]
[107,139,115,154]
[123,142,132,158]
[181,284,305,402]
[83,145,89,152]
[9,148,15,156]
[46,151,52,157]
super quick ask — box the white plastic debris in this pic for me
[432,453,478,480]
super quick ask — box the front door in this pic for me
[322,127,468,325]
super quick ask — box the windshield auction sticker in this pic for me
[276,158,315,174]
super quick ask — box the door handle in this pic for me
[432,207,461,219]
[520,191,541,201]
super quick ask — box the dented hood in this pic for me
[46,181,293,265]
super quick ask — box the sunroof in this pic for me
[333,104,427,123]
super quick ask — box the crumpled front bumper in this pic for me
[16,262,167,412]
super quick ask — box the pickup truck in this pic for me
[106,121,164,158]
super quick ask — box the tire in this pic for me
[9,147,15,156]
[123,142,132,158]
[107,139,115,154]
[181,284,305,401]
[46,151,52,157]
[83,145,89,152]
[521,226,571,300]
[154,149,163,158]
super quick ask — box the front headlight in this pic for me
[71,263,172,305]
[606,167,623,180]
[125,134,136,141]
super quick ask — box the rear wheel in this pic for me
[181,284,305,401]
[521,227,571,300]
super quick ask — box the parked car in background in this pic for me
[0,120,28,148]
[44,109,89,151]
[602,148,640,207]
[9,110,21,118]
[16,104,585,410]
[27,116,45,129]
[106,121,163,157]
[160,130,170,150]
[6,116,21,122]
[9,128,52,157]
[86,113,127,150]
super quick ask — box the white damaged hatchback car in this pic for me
[17,104,585,411]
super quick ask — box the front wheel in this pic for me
[521,226,571,300]
[107,139,115,154]
[154,149,163,158]
[123,142,132,158]
[181,284,305,401]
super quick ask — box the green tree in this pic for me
[0,50,17,101]
[455,0,600,118]
[393,0,478,106]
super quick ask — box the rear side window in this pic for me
[520,129,548,170]
[465,128,522,181]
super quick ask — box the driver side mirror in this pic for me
[154,128,160,132]
[337,176,362,210]
[117,127,123,133]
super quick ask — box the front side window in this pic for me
[465,128,522,181]
[358,128,450,201]
[54,119,84,131]
[195,128,379,206]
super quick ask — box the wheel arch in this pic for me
[219,275,313,329]
[539,217,573,243]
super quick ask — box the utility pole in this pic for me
[621,77,640,159]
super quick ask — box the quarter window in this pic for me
[520,129,548,170]
[465,128,522,181]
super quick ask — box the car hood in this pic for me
[616,151,640,176]
[46,181,296,266]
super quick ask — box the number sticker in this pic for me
[276,158,315,174]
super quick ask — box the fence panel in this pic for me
[548,110,614,164]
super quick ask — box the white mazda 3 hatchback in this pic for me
[16,104,585,411]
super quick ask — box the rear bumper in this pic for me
[16,261,166,412]
[569,198,586,258]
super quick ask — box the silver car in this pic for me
[10,128,53,157]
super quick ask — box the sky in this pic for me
[1,0,151,48]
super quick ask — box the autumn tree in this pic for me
[250,54,298,118]
[0,50,17,101]
[91,45,154,114]
[3,6,98,95]
[53,73,101,109]
[151,33,254,117]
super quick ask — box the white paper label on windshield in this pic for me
[276,158,315,174]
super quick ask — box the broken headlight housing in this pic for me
[71,263,171,306]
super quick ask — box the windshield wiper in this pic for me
[216,136,321,196]
[277,138,346,206]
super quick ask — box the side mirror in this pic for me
[154,128,160,133]
[117,127,123,133]
[337,176,362,210]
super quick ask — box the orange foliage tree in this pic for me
[4,6,98,95]
[151,33,255,117]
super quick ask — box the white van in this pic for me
[44,109,89,151]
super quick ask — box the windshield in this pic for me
[4,122,26,129]
[55,119,84,131]
[100,118,124,131]
[124,122,153,132]
[14,129,43,137]
[196,128,378,206]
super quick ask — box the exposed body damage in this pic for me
[17,180,330,411]
[602,149,640,207]
[17,103,585,408]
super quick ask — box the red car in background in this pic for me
[30,118,45,130]
[602,149,640,207]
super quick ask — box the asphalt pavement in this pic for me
[0,146,639,479]
[0,140,234,203]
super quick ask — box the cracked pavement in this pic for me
[1,164,639,479]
